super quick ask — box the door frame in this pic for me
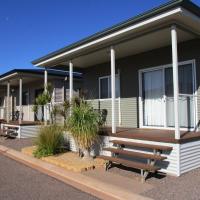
[138,59,197,131]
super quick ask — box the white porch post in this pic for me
[44,68,48,92]
[44,69,48,124]
[171,25,180,140]
[69,61,73,103]
[6,81,10,123]
[111,46,116,134]
[19,78,22,124]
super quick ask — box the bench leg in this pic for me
[141,169,149,183]
[105,161,112,171]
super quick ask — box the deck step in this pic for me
[103,148,167,160]
[110,140,173,151]
[98,155,160,172]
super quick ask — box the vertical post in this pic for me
[19,78,22,124]
[69,61,73,103]
[44,69,48,124]
[111,46,116,134]
[171,25,180,140]
[44,69,48,91]
[7,81,10,123]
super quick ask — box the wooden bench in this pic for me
[2,126,18,138]
[99,139,173,182]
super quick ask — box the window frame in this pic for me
[98,74,120,100]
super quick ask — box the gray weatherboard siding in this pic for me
[83,39,200,128]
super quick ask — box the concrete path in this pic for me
[0,145,153,200]
[83,168,154,194]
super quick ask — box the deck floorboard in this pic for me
[99,127,200,144]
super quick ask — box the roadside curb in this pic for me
[0,145,153,200]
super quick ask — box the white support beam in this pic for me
[69,61,73,103]
[44,69,48,124]
[171,25,180,140]
[6,81,10,123]
[44,68,48,92]
[19,78,22,124]
[111,46,116,134]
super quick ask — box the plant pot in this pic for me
[82,149,93,161]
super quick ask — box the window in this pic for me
[165,64,194,97]
[0,97,3,107]
[99,75,120,99]
[22,91,29,105]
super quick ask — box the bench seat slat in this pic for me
[103,148,167,160]
[110,140,172,151]
[98,155,160,171]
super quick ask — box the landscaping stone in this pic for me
[21,146,105,172]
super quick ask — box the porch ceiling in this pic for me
[55,26,195,68]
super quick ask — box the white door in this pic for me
[142,69,164,127]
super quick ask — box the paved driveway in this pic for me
[0,154,99,200]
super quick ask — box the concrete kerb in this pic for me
[0,145,153,200]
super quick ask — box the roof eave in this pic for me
[31,0,200,66]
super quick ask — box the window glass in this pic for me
[100,77,109,99]
[22,91,29,105]
[165,64,193,96]
[0,97,3,107]
[99,75,120,99]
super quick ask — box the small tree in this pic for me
[67,100,100,159]
[32,83,53,123]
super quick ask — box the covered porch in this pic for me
[0,69,71,124]
[33,5,200,139]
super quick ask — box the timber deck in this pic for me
[99,127,200,144]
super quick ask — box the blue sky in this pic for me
[0,0,200,74]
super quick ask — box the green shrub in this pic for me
[33,124,64,158]
[67,101,100,158]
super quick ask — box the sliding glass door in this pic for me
[142,62,196,129]
[165,63,195,128]
[143,69,164,126]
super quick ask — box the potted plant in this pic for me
[32,83,53,123]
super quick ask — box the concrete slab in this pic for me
[83,168,154,194]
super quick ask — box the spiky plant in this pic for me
[67,101,100,159]
[33,124,64,158]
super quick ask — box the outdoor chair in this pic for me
[94,109,108,126]
[11,111,23,121]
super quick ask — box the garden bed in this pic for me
[21,146,105,172]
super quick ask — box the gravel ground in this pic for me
[0,137,33,151]
[0,154,99,200]
[107,164,200,200]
